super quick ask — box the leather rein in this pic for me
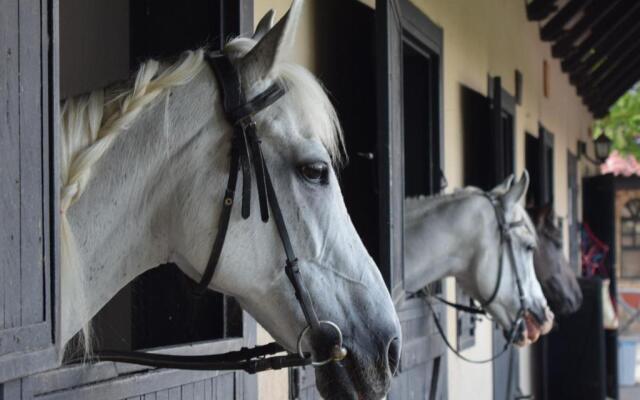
[421,192,527,364]
[66,53,347,374]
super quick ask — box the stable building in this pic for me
[0,0,636,399]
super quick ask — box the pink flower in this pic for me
[600,150,640,176]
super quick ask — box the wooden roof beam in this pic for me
[582,53,640,102]
[551,0,624,58]
[527,0,558,21]
[562,0,640,73]
[540,0,588,42]
[573,26,640,92]
[571,17,640,84]
[588,69,640,115]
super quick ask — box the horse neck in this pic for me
[403,194,494,293]
[62,68,225,344]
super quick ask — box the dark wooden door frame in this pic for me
[487,75,516,181]
[538,124,555,206]
[567,151,579,272]
[377,0,444,302]
[378,1,447,399]
[487,77,520,400]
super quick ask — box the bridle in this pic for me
[66,52,347,373]
[422,192,528,364]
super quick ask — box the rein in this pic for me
[66,53,346,373]
[421,192,527,364]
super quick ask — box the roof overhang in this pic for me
[527,0,640,118]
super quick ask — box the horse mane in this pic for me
[59,39,344,352]
[405,187,538,244]
[404,187,483,218]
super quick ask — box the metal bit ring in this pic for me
[297,320,348,367]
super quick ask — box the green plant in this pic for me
[593,83,640,159]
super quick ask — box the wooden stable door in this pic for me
[0,0,58,387]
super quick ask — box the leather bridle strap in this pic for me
[198,54,322,331]
[74,343,306,374]
[264,167,321,329]
[195,54,286,295]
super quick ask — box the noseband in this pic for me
[422,192,528,364]
[67,53,346,373]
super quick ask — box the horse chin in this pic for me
[315,346,391,400]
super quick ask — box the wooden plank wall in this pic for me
[0,0,22,333]
[121,373,236,400]
[20,369,240,400]
[0,0,49,353]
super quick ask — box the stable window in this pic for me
[526,127,554,209]
[489,77,516,181]
[463,78,515,189]
[402,37,441,198]
[58,0,253,370]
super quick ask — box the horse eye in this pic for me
[299,162,329,184]
[525,244,536,252]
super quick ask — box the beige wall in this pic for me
[253,0,596,399]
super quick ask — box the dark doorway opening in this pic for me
[63,0,250,355]
[130,0,239,66]
[403,38,440,197]
[525,127,554,209]
[463,77,514,191]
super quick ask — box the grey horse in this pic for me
[404,172,554,346]
[529,204,583,315]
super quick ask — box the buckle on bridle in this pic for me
[296,320,348,366]
[235,116,256,130]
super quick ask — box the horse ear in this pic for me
[502,170,529,208]
[491,174,515,195]
[239,0,303,82]
[253,9,275,41]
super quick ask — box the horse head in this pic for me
[469,172,555,346]
[60,1,400,398]
[195,3,401,398]
[530,203,583,315]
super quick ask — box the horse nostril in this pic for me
[387,337,401,376]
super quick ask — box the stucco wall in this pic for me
[252,0,596,399]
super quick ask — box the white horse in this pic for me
[404,172,554,346]
[59,1,401,398]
